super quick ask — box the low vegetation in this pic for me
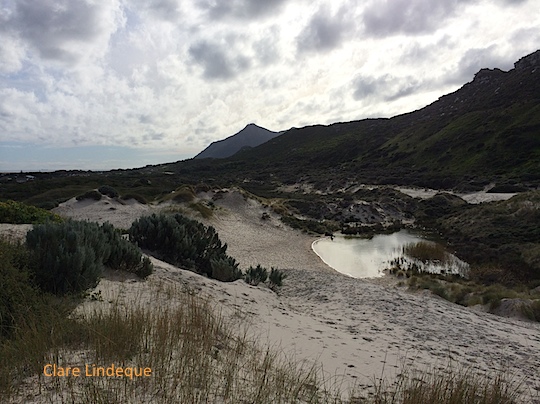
[438,191,540,285]
[404,271,540,320]
[26,220,152,294]
[364,363,522,404]
[129,213,287,287]
[76,189,102,201]
[245,264,268,286]
[403,241,451,264]
[0,200,62,224]
[97,185,119,198]
[130,213,242,282]
[0,239,524,402]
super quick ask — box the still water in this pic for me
[311,230,424,278]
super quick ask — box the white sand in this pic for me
[397,186,517,204]
[3,191,540,401]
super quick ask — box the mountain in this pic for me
[210,50,539,190]
[194,123,283,159]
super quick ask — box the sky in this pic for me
[0,0,539,172]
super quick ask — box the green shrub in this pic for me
[172,186,195,203]
[26,221,108,295]
[269,268,287,288]
[130,213,237,281]
[100,222,153,279]
[521,300,540,321]
[26,220,153,294]
[245,265,268,286]
[98,185,119,198]
[76,190,102,201]
[0,240,38,339]
[0,200,62,224]
[210,257,243,282]
[121,193,148,204]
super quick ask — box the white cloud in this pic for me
[0,0,538,170]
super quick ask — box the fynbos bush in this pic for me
[130,213,240,282]
[210,257,243,282]
[76,190,102,201]
[245,265,268,286]
[269,268,287,288]
[98,185,119,198]
[26,220,153,295]
[0,200,62,224]
[26,221,107,294]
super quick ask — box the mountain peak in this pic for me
[194,124,283,159]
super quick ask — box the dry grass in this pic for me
[0,236,533,403]
[4,282,346,403]
[357,363,523,404]
[403,241,450,264]
[3,280,529,403]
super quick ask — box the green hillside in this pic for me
[179,50,540,191]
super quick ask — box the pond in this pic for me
[311,230,468,279]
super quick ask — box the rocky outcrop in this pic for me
[514,49,540,71]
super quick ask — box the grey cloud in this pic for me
[143,132,165,142]
[352,74,422,102]
[147,0,181,20]
[139,114,153,124]
[399,36,455,65]
[297,6,354,54]
[352,76,381,100]
[188,40,251,80]
[362,0,466,37]
[445,46,510,85]
[252,27,281,65]
[131,0,182,22]
[199,0,288,20]
[8,0,106,63]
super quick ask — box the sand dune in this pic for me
[3,190,539,401]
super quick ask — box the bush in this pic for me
[172,186,195,203]
[0,200,62,224]
[0,239,39,339]
[521,300,540,321]
[269,268,287,288]
[98,185,119,198]
[121,194,148,204]
[26,221,108,294]
[76,190,102,201]
[245,265,268,286]
[26,220,153,294]
[210,257,243,282]
[100,222,153,279]
[130,213,238,282]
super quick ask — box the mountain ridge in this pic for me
[200,49,539,190]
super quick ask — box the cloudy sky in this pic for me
[1,0,539,171]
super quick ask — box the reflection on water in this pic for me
[312,230,423,278]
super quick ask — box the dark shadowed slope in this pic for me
[194,123,284,159]
[218,50,540,189]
